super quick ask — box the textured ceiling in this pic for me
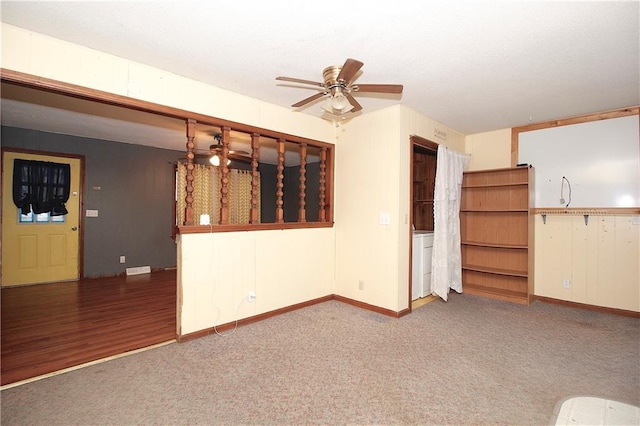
[1,1,639,138]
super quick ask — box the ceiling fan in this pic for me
[208,133,251,165]
[276,58,403,116]
[182,133,251,165]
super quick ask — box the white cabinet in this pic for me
[412,231,434,300]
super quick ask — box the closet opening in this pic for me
[410,135,438,311]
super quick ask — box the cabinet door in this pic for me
[412,235,423,300]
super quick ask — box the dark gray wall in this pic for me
[260,163,320,223]
[2,126,181,277]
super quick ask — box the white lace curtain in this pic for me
[431,145,470,301]
[176,163,259,225]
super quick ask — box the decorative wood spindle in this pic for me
[250,133,260,224]
[184,119,196,225]
[318,147,327,222]
[276,139,285,223]
[298,143,307,223]
[219,126,231,225]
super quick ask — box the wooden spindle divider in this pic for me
[319,147,327,222]
[276,139,285,223]
[298,143,307,222]
[250,133,260,224]
[219,126,231,225]
[184,119,196,225]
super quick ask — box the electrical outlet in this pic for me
[119,256,126,264]
[562,279,571,289]
[358,280,364,290]
[248,291,256,303]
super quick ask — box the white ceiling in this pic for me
[1,1,639,143]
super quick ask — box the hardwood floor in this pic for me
[1,269,177,386]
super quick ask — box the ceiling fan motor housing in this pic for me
[323,65,347,92]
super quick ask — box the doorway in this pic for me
[2,149,84,286]
[410,136,438,310]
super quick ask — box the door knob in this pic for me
[71,226,78,231]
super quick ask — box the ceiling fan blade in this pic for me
[351,84,403,94]
[228,153,252,163]
[292,92,327,108]
[276,76,325,88]
[345,93,362,112]
[337,58,364,84]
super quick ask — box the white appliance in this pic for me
[412,231,434,300]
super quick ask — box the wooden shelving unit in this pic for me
[460,166,534,305]
[412,149,437,231]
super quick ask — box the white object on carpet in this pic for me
[551,396,639,425]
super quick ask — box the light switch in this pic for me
[86,209,99,217]
[380,213,391,225]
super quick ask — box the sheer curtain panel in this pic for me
[430,146,470,301]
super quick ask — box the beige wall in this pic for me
[464,128,512,170]
[333,105,465,312]
[534,215,639,312]
[465,124,640,312]
[1,24,339,335]
[179,229,335,334]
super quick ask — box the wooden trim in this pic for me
[513,107,639,134]
[535,296,640,318]
[510,106,639,167]
[177,295,334,343]
[410,135,439,152]
[275,139,285,223]
[219,127,231,225]
[318,148,327,222]
[328,146,335,223]
[0,68,335,149]
[533,207,640,215]
[183,119,196,226]
[177,294,408,342]
[510,128,519,168]
[332,295,406,318]
[2,68,338,230]
[463,164,531,175]
[1,147,87,280]
[298,143,307,223]
[178,221,334,234]
[250,133,260,224]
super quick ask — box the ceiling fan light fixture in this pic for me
[321,91,353,114]
[209,155,232,166]
[331,91,349,111]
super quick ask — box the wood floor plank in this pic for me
[1,269,177,386]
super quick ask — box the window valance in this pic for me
[12,159,71,216]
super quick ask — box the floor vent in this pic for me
[126,266,151,276]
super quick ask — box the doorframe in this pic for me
[409,135,439,311]
[1,147,86,283]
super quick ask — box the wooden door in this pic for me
[2,151,82,286]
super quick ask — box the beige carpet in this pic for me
[1,293,638,425]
